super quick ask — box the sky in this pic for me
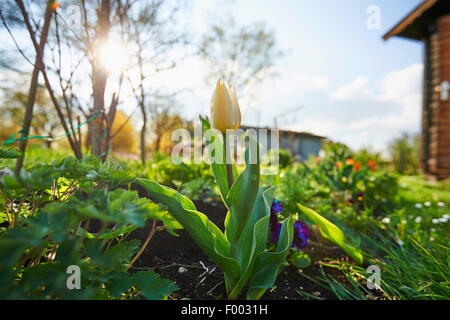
[154,0,425,155]
[0,0,425,155]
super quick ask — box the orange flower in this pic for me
[336,161,342,169]
[51,2,61,12]
[354,162,361,171]
[315,156,321,165]
[368,160,376,171]
[345,158,354,165]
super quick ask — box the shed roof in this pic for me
[383,0,450,41]
[240,125,324,140]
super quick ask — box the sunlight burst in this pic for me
[96,39,130,73]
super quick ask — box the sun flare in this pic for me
[96,39,130,73]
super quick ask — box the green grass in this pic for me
[306,175,450,300]
[398,175,450,205]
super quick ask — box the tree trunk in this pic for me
[16,0,82,161]
[140,108,147,164]
[137,41,147,164]
[89,0,111,157]
[14,0,52,176]
[154,136,161,153]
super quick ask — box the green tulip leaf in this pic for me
[227,186,275,299]
[297,203,363,265]
[137,178,241,282]
[246,217,294,300]
[225,131,260,244]
[199,115,231,208]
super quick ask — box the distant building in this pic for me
[384,0,450,179]
[240,126,324,161]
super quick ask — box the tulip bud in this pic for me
[210,78,241,133]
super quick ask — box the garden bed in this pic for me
[126,184,341,299]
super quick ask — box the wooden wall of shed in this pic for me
[437,14,450,177]
[422,13,450,179]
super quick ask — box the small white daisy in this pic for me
[439,217,448,223]
[437,202,445,207]
[424,202,431,207]
[432,219,439,224]
[415,217,422,223]
[415,203,423,209]
[382,217,391,224]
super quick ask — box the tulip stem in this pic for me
[223,133,234,189]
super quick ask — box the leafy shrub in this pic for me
[266,148,294,169]
[136,158,214,192]
[0,152,180,299]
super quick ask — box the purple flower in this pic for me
[270,200,282,243]
[271,222,282,243]
[269,200,309,248]
[292,220,309,248]
[271,200,283,214]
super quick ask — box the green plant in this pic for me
[138,116,295,300]
[0,152,180,299]
[266,148,294,169]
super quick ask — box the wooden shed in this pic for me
[240,125,323,161]
[384,0,450,179]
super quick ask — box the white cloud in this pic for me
[270,72,329,95]
[331,76,373,100]
[353,64,422,131]
[285,116,338,136]
[379,63,423,102]
[331,63,423,133]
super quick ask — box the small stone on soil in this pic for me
[178,266,188,273]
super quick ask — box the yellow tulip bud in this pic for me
[210,78,241,133]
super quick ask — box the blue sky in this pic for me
[170,0,426,154]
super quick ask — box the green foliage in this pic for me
[278,145,399,219]
[0,147,23,159]
[132,153,214,194]
[288,251,311,269]
[0,155,179,299]
[267,148,294,169]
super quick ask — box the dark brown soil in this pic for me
[126,183,346,300]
